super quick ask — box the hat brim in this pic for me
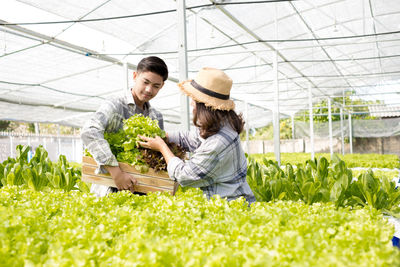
[178,80,235,111]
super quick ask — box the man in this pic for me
[81,56,168,197]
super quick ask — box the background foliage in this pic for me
[242,96,381,141]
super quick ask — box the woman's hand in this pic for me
[138,135,166,151]
[138,135,175,164]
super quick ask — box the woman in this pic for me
[139,67,255,204]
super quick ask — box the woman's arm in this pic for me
[138,135,217,188]
[138,135,175,164]
[167,129,202,152]
[167,147,217,188]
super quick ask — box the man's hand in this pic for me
[105,166,137,192]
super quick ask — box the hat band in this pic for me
[191,80,230,100]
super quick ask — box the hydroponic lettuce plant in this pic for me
[247,154,400,217]
[1,186,399,266]
[0,145,88,192]
[249,152,400,169]
[101,114,186,172]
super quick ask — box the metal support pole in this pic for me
[34,122,40,134]
[57,125,61,156]
[340,107,344,155]
[10,135,13,158]
[72,138,76,162]
[308,84,314,160]
[177,0,190,131]
[58,137,61,156]
[245,101,249,154]
[81,140,84,163]
[349,112,353,154]
[328,98,333,156]
[291,114,295,139]
[123,61,129,91]
[273,50,280,166]
[273,5,280,165]
[362,0,366,35]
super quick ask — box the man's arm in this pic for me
[81,100,137,191]
[149,108,164,130]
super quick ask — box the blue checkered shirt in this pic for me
[167,125,256,203]
[81,89,163,196]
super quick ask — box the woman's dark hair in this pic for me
[193,101,244,139]
[137,56,168,81]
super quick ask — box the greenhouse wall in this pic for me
[294,118,400,139]
[2,133,400,162]
[243,136,400,156]
[353,136,400,155]
[0,132,83,163]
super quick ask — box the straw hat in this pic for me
[178,67,235,110]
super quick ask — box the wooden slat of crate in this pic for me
[82,174,176,194]
[83,156,170,179]
[82,156,178,195]
[82,165,175,188]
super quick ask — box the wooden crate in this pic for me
[82,156,179,195]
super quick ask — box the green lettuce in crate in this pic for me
[104,114,185,172]
[123,114,165,146]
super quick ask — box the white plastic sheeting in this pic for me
[0,0,399,130]
[295,117,400,138]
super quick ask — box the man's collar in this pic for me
[125,88,135,105]
[125,88,151,109]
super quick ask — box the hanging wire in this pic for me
[0,80,105,99]
[195,12,198,50]
[2,28,6,55]
[0,1,298,26]
[84,30,400,56]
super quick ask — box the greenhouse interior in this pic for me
[1,0,400,265]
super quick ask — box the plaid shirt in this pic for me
[81,89,163,196]
[167,125,256,203]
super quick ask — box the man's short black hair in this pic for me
[137,56,168,81]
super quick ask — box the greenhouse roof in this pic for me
[369,105,400,118]
[1,0,400,130]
